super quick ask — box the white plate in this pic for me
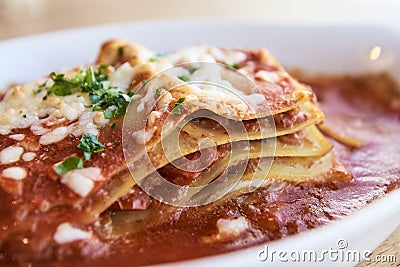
[1,19,400,266]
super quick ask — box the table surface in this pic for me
[0,0,399,265]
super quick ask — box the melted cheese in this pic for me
[255,70,281,83]
[167,45,217,63]
[216,216,249,237]
[39,126,69,145]
[107,62,136,90]
[22,152,36,162]
[167,45,246,65]
[0,146,24,164]
[2,166,27,180]
[53,223,91,244]
[8,134,25,141]
[61,171,94,197]
[60,167,103,197]
[0,81,91,136]
[0,63,137,139]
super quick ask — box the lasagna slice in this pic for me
[0,40,349,262]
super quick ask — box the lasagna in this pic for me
[0,40,399,266]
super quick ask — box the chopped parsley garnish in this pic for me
[81,67,104,93]
[225,63,239,69]
[171,97,185,115]
[19,110,26,118]
[78,133,105,160]
[95,64,108,81]
[178,76,190,82]
[149,53,165,62]
[118,46,124,56]
[156,88,165,96]
[55,157,84,175]
[142,80,148,85]
[33,89,42,95]
[188,66,198,74]
[47,71,84,96]
[91,90,132,119]
[33,81,47,96]
[104,106,124,119]
[46,66,132,119]
[111,123,116,129]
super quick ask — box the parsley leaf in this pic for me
[69,71,86,84]
[149,56,157,62]
[149,53,164,62]
[95,64,108,81]
[188,66,198,74]
[81,67,132,118]
[19,111,26,118]
[118,47,124,56]
[48,72,81,96]
[33,89,42,95]
[103,105,127,119]
[81,67,104,93]
[78,133,105,160]
[55,157,84,175]
[178,75,190,82]
[92,90,132,119]
[225,63,239,69]
[156,88,165,96]
[47,66,132,119]
[171,97,185,115]
[33,81,47,95]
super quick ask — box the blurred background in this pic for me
[0,0,399,40]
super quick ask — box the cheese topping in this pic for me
[0,81,92,136]
[22,152,36,162]
[168,45,217,63]
[2,166,27,180]
[53,223,91,244]
[155,91,173,111]
[61,173,94,197]
[93,112,109,126]
[8,134,25,141]
[209,47,246,64]
[60,167,103,197]
[107,62,136,90]
[216,216,249,237]
[39,126,69,145]
[131,127,157,145]
[0,146,24,164]
[0,63,137,139]
[68,111,99,137]
[167,45,247,66]
[69,167,104,181]
[255,70,281,83]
